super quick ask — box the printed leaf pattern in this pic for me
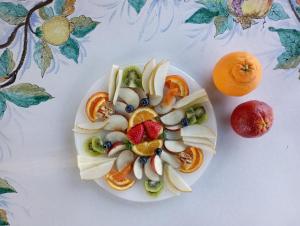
[214,16,229,36]
[0,209,9,226]
[34,41,53,77]
[0,178,16,195]
[269,27,300,69]
[185,8,219,24]
[0,94,6,119]
[267,3,289,21]
[1,83,53,108]
[0,49,15,78]
[59,38,79,63]
[70,16,99,38]
[128,0,146,14]
[0,2,28,25]
[54,0,76,16]
[38,6,54,20]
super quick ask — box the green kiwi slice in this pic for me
[122,66,142,88]
[186,105,207,125]
[91,137,105,153]
[144,180,163,196]
[84,137,102,156]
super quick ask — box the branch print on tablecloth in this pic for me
[0,0,99,89]
[269,27,300,69]
[0,178,16,225]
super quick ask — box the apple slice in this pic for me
[133,157,143,180]
[165,164,192,192]
[165,124,182,131]
[163,165,181,195]
[118,88,139,109]
[114,101,131,118]
[150,155,163,175]
[182,136,215,147]
[153,60,170,97]
[105,131,127,143]
[108,65,120,101]
[142,58,156,94]
[116,150,135,171]
[164,130,181,140]
[154,97,176,115]
[180,125,216,139]
[103,115,128,131]
[134,88,147,100]
[183,141,216,154]
[164,140,187,153]
[149,95,162,106]
[160,151,180,168]
[80,158,116,180]
[112,69,123,105]
[144,159,160,181]
[174,89,208,110]
[160,110,185,126]
[107,144,127,157]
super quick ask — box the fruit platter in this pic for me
[73,59,217,202]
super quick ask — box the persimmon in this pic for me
[213,52,262,96]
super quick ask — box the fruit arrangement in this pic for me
[74,59,217,197]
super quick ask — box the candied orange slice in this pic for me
[179,147,203,173]
[86,92,108,122]
[165,75,189,97]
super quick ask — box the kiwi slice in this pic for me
[144,180,163,196]
[186,105,207,125]
[84,137,102,156]
[188,115,197,125]
[197,113,208,124]
[92,137,105,153]
[195,106,205,117]
[122,66,142,88]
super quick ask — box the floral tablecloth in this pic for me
[0,0,299,225]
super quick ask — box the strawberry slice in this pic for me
[144,120,163,139]
[127,124,144,144]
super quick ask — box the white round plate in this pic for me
[74,64,217,202]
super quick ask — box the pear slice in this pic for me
[174,89,208,110]
[165,164,192,192]
[78,157,115,171]
[108,65,120,101]
[180,125,216,139]
[149,95,163,106]
[118,88,139,109]
[164,140,187,153]
[183,141,216,154]
[153,60,170,97]
[160,151,180,168]
[182,137,215,147]
[160,109,185,126]
[105,131,127,143]
[77,155,112,164]
[163,165,181,195]
[112,69,123,105]
[142,58,156,94]
[114,101,131,118]
[80,158,116,180]
[75,121,109,132]
[116,150,135,171]
[103,115,128,131]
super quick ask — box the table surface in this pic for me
[0,0,299,225]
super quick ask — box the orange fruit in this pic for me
[105,164,135,190]
[128,107,158,128]
[179,147,203,173]
[132,139,163,156]
[86,92,108,122]
[212,52,262,96]
[165,75,189,97]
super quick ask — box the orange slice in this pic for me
[179,147,203,173]
[132,139,163,156]
[128,107,158,128]
[86,92,108,122]
[105,164,135,190]
[165,75,189,97]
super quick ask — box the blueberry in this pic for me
[140,98,150,106]
[181,117,189,127]
[125,104,134,113]
[155,148,162,156]
[139,156,148,165]
[103,141,112,149]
